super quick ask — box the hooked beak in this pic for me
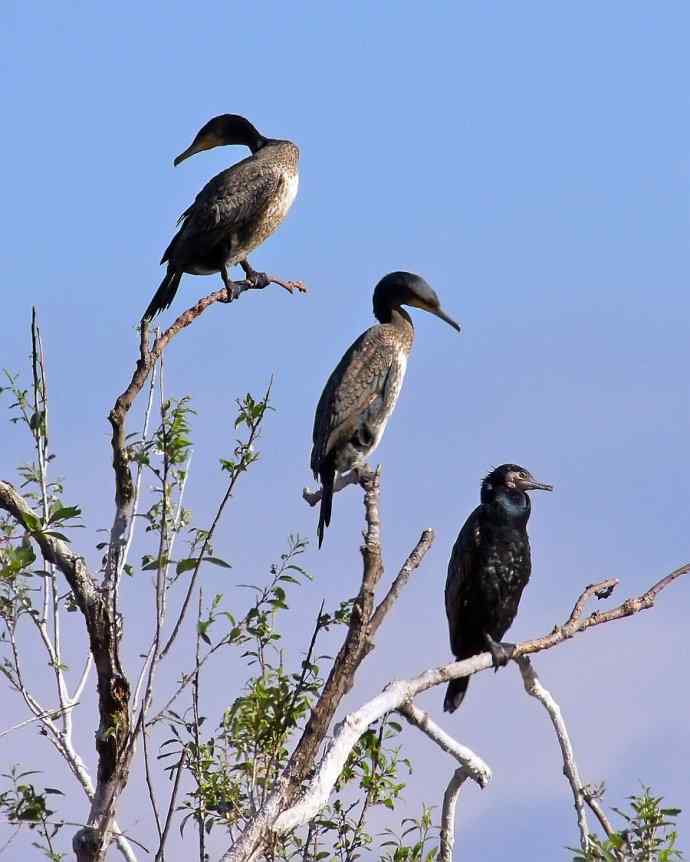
[430,306,461,332]
[523,478,554,492]
[173,138,214,166]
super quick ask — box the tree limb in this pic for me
[517,656,589,850]
[440,768,468,862]
[397,702,491,789]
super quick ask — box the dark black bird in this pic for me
[143,114,302,320]
[444,464,553,713]
[311,272,460,547]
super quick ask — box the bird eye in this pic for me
[518,471,528,479]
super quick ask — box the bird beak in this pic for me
[173,137,214,166]
[523,479,554,492]
[430,306,461,332]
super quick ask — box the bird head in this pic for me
[372,272,461,331]
[173,114,266,166]
[481,464,553,501]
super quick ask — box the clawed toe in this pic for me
[484,633,515,670]
[220,283,241,303]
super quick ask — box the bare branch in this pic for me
[286,467,385,788]
[302,469,360,506]
[517,657,589,849]
[370,528,434,634]
[581,784,617,840]
[397,702,491,788]
[440,768,468,862]
[0,705,75,739]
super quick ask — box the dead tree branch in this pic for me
[517,656,589,850]
[397,702,491,788]
[440,768,468,862]
[302,469,360,506]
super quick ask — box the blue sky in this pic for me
[2,2,689,859]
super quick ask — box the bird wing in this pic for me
[445,507,483,657]
[162,158,283,263]
[310,324,401,476]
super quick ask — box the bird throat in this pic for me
[492,489,531,525]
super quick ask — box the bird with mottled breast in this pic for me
[144,114,302,320]
[443,464,553,713]
[310,271,461,547]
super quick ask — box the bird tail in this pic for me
[143,268,182,321]
[443,676,470,714]
[317,458,336,549]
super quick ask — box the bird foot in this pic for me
[219,282,243,303]
[484,633,516,671]
[240,261,306,295]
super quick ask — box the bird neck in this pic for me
[374,303,414,331]
[486,488,531,527]
[246,132,268,154]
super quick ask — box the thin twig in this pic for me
[141,725,163,842]
[370,529,434,634]
[193,588,205,862]
[159,381,272,660]
[155,749,187,862]
[0,704,75,738]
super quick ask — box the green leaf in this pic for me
[48,505,81,524]
[176,558,198,576]
[21,511,42,532]
[203,556,231,569]
[42,531,71,542]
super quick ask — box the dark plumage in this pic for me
[144,114,300,320]
[311,272,460,547]
[444,464,553,713]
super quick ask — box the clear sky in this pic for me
[2,2,689,859]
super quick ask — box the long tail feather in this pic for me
[143,268,182,321]
[317,459,336,548]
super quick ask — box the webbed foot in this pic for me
[484,633,516,671]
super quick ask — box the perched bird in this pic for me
[143,114,301,320]
[310,271,460,547]
[443,464,553,713]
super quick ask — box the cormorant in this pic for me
[444,464,553,713]
[143,114,302,320]
[310,271,460,547]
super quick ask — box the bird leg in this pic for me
[484,633,516,671]
[240,259,306,295]
[218,266,243,302]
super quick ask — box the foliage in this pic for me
[572,788,683,862]
[0,766,65,861]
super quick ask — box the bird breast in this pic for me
[231,170,299,262]
[350,350,407,465]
